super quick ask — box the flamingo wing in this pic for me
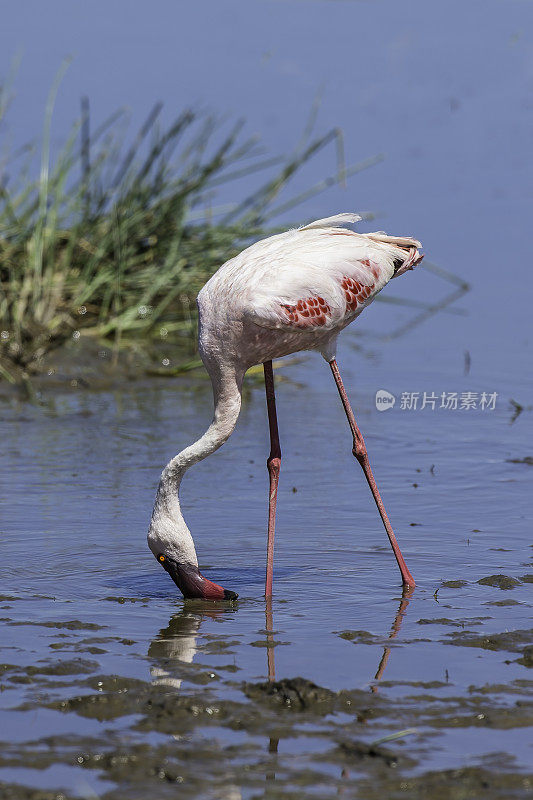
[243,216,420,332]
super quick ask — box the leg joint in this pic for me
[352,438,368,464]
[267,455,281,475]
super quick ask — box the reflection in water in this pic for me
[148,605,243,799]
[148,602,280,797]
[148,599,280,688]
[148,604,227,688]
[371,586,413,693]
[147,593,412,796]
[338,590,413,793]
[264,597,280,780]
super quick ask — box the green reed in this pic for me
[1,78,373,381]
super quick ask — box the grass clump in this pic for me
[0,76,374,383]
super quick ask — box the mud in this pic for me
[0,787,72,800]
[0,768,532,800]
[517,647,533,668]
[243,677,338,711]
[440,580,468,589]
[0,337,201,401]
[1,671,533,799]
[7,620,106,631]
[2,659,98,680]
[352,767,533,799]
[487,599,523,606]
[477,575,522,589]
[445,629,533,652]
[417,616,490,627]
[336,629,383,643]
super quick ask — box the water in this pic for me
[0,328,531,798]
[1,0,533,796]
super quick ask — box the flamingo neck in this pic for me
[148,361,243,568]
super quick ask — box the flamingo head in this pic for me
[156,554,238,601]
[393,247,424,277]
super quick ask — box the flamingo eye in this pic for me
[158,554,165,562]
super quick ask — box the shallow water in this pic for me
[1,323,532,798]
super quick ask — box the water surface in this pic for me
[1,325,531,797]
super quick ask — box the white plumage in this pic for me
[198,213,421,365]
[148,213,423,600]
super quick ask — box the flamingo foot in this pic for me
[157,554,238,600]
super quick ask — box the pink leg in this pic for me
[264,360,281,598]
[330,358,415,588]
[265,596,275,682]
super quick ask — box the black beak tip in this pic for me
[224,589,239,601]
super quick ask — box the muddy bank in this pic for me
[0,337,203,401]
[4,669,531,797]
[1,681,532,800]
[2,767,530,800]
[41,672,533,732]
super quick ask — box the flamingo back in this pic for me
[206,214,422,333]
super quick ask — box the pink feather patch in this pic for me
[340,275,375,313]
[280,296,331,328]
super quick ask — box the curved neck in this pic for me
[166,364,243,481]
[149,361,243,567]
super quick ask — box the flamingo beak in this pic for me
[157,554,238,601]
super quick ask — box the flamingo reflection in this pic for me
[371,586,414,693]
[147,592,412,796]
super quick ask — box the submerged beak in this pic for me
[157,554,238,601]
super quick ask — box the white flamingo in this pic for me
[148,213,423,600]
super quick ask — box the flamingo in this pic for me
[148,213,423,600]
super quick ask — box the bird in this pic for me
[148,213,423,600]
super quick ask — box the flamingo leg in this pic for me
[329,358,415,588]
[263,360,281,598]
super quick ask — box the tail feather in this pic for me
[299,213,362,231]
[365,231,421,249]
